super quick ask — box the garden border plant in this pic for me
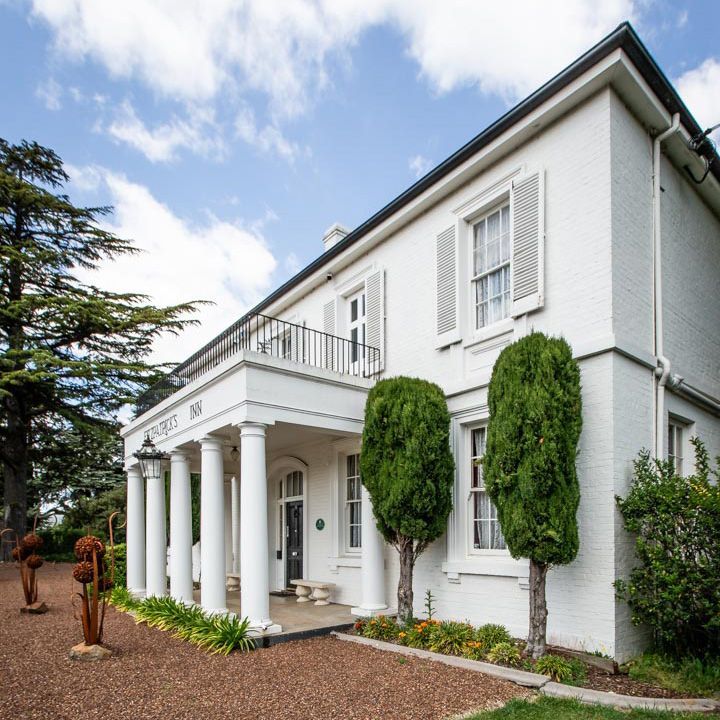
[109,588,256,655]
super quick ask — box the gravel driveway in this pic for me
[0,563,531,719]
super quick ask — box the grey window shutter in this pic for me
[511,171,544,316]
[323,299,336,371]
[436,225,459,347]
[364,269,385,374]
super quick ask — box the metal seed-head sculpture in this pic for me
[1,518,46,612]
[72,535,109,647]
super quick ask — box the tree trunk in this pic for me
[2,398,29,560]
[397,538,415,621]
[526,559,548,659]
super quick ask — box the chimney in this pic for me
[322,223,349,252]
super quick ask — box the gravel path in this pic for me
[0,563,531,720]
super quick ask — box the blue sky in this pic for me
[1,0,719,364]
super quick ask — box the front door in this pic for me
[285,500,303,587]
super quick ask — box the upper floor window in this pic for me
[345,453,362,551]
[348,290,366,368]
[668,419,685,475]
[472,204,511,329]
[470,427,506,551]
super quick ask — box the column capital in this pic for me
[199,435,224,451]
[237,422,267,438]
[126,464,143,479]
[169,449,190,463]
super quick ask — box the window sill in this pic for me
[463,318,514,350]
[441,557,529,587]
[328,556,362,573]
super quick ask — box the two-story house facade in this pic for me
[120,23,720,662]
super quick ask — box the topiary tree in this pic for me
[361,377,454,620]
[482,332,582,658]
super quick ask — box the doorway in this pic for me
[285,500,303,587]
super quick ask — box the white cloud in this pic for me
[36,77,62,110]
[676,58,720,144]
[285,252,302,275]
[66,164,278,365]
[235,106,305,162]
[105,100,225,162]
[408,154,431,178]
[31,0,638,118]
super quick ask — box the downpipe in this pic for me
[652,113,680,459]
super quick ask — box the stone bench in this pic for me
[290,579,336,606]
[226,573,241,590]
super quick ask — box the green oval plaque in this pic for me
[315,518,325,531]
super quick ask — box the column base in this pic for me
[351,605,396,618]
[202,606,230,616]
[248,621,282,636]
[128,587,146,599]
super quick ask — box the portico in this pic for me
[122,331,389,636]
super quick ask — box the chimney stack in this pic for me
[322,223,349,252]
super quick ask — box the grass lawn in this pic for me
[464,697,711,719]
[625,654,720,697]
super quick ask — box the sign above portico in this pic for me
[144,398,204,441]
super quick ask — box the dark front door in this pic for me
[285,500,303,587]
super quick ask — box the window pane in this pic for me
[351,299,358,322]
[473,221,486,275]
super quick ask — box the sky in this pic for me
[1,0,719,367]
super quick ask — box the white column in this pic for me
[239,423,281,633]
[169,451,194,604]
[352,485,389,616]
[126,465,146,596]
[145,464,167,598]
[200,436,227,614]
[231,475,241,574]
[224,480,233,574]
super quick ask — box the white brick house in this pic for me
[120,23,720,661]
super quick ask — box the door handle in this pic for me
[292,551,298,556]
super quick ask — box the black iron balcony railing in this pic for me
[135,312,381,416]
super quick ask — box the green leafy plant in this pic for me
[129,595,255,655]
[109,586,141,612]
[426,621,475,656]
[535,654,586,685]
[424,589,436,620]
[615,439,720,658]
[360,615,400,642]
[475,623,512,651]
[625,653,720,696]
[361,377,455,618]
[461,640,488,661]
[483,332,582,658]
[487,641,522,667]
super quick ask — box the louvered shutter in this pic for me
[436,225,460,347]
[364,269,385,374]
[511,171,544,316]
[323,299,336,372]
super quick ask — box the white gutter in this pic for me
[652,113,680,459]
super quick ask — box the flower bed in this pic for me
[351,617,696,699]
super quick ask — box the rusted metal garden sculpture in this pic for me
[1,520,48,614]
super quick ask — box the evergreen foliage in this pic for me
[616,440,720,658]
[482,332,582,657]
[0,138,200,551]
[361,376,454,618]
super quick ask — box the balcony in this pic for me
[135,312,381,416]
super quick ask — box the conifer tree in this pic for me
[361,376,454,619]
[482,332,582,658]
[0,138,198,552]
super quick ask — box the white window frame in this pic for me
[344,453,362,554]
[667,416,688,476]
[470,202,512,332]
[467,425,506,555]
[348,289,366,374]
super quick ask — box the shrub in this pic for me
[361,615,400,642]
[109,543,126,587]
[36,525,85,561]
[487,641,522,667]
[483,332,582,658]
[132,596,255,655]
[426,621,475,656]
[361,377,454,618]
[615,439,720,658]
[475,623,512,651]
[535,654,586,685]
